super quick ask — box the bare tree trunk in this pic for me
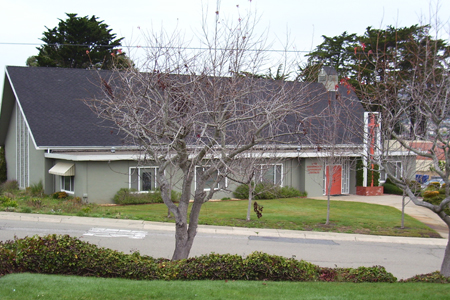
[246,182,254,221]
[401,191,406,229]
[325,164,332,225]
[326,193,330,225]
[441,228,450,277]
[172,199,203,260]
[172,222,191,260]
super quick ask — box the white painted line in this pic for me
[84,228,148,239]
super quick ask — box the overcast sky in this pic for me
[1,0,449,85]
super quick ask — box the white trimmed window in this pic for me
[381,161,402,181]
[129,167,158,192]
[255,164,283,186]
[61,176,74,193]
[195,166,226,191]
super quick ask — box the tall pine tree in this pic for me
[30,13,127,69]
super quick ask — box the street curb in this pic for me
[0,212,446,246]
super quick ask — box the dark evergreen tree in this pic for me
[300,31,357,80]
[301,25,449,136]
[31,13,126,69]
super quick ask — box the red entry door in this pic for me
[326,165,342,195]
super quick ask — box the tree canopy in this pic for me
[299,24,449,136]
[299,24,449,90]
[29,13,127,69]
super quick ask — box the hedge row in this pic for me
[0,235,399,282]
[113,188,180,205]
[233,182,306,200]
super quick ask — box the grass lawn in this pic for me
[0,273,448,300]
[11,196,439,238]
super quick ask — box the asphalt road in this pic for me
[0,214,447,280]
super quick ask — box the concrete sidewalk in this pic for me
[312,194,449,239]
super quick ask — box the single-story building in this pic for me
[0,66,412,203]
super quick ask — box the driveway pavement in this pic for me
[311,194,449,239]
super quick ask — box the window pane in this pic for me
[264,166,275,184]
[62,176,74,192]
[275,165,282,185]
[205,170,218,190]
[130,168,138,190]
[196,166,222,190]
[141,169,154,191]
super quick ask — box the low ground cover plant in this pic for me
[0,235,401,283]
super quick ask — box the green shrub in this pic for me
[243,252,319,281]
[113,188,180,205]
[0,235,401,283]
[28,181,44,197]
[0,235,161,279]
[422,194,450,215]
[382,183,403,195]
[279,186,306,198]
[254,182,278,199]
[233,184,250,199]
[337,266,397,283]
[426,182,441,191]
[176,253,245,280]
[27,198,42,208]
[0,196,17,208]
[52,192,68,199]
[356,160,380,187]
[233,182,304,200]
[400,271,450,283]
[0,180,18,193]
[422,190,440,198]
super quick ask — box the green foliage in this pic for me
[52,192,68,199]
[0,196,17,208]
[0,235,160,279]
[233,184,251,199]
[407,180,422,196]
[422,193,450,215]
[34,13,125,69]
[28,180,44,197]
[113,188,180,205]
[0,235,398,283]
[382,179,405,195]
[242,252,319,281]
[426,182,441,190]
[233,182,305,200]
[0,180,19,193]
[356,160,380,187]
[336,266,397,283]
[400,271,450,283]
[27,198,42,208]
[382,183,404,195]
[0,147,7,183]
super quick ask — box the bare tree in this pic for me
[86,9,320,260]
[225,150,287,221]
[306,83,363,225]
[358,20,450,275]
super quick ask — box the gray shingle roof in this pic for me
[3,66,365,148]
[6,66,125,147]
